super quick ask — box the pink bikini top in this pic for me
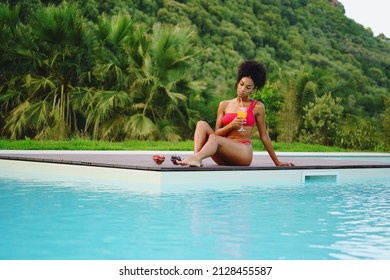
[222,100,258,127]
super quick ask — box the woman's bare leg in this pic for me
[194,120,214,153]
[179,134,253,167]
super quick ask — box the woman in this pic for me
[178,60,294,167]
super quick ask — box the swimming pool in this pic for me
[1,171,389,260]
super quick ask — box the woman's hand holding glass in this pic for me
[237,107,247,131]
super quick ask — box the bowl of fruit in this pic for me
[170,155,182,165]
[152,155,165,165]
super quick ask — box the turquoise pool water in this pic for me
[1,174,389,260]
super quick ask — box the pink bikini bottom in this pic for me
[240,140,252,145]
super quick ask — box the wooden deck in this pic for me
[1,151,390,172]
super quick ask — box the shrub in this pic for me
[299,92,343,146]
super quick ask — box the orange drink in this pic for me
[237,107,247,131]
[237,110,247,118]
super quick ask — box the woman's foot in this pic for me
[178,156,203,167]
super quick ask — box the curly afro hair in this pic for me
[235,60,267,90]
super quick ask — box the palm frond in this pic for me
[154,120,182,141]
[0,89,23,109]
[126,113,155,139]
[24,101,50,127]
[84,89,132,139]
[3,100,30,139]
[35,109,69,140]
[97,12,133,47]
[3,100,56,139]
[30,4,83,46]
[165,90,188,105]
[108,13,133,46]
[0,4,20,29]
[69,86,95,109]
[23,74,57,98]
[100,113,127,141]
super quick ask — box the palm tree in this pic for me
[73,12,135,140]
[0,4,23,128]
[2,5,205,141]
[127,23,205,140]
[76,14,204,141]
[2,3,94,139]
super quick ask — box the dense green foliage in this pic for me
[0,138,355,152]
[1,0,389,151]
[299,92,343,146]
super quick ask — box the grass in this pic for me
[0,138,357,152]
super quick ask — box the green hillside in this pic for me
[1,0,390,151]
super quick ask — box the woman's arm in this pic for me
[255,102,294,166]
[214,101,236,137]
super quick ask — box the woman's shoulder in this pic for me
[250,98,264,107]
[250,99,265,114]
[219,99,235,107]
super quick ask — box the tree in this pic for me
[335,116,383,151]
[251,83,282,139]
[128,23,205,140]
[299,92,343,146]
[73,12,135,140]
[75,15,205,141]
[2,3,94,139]
[275,75,300,142]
